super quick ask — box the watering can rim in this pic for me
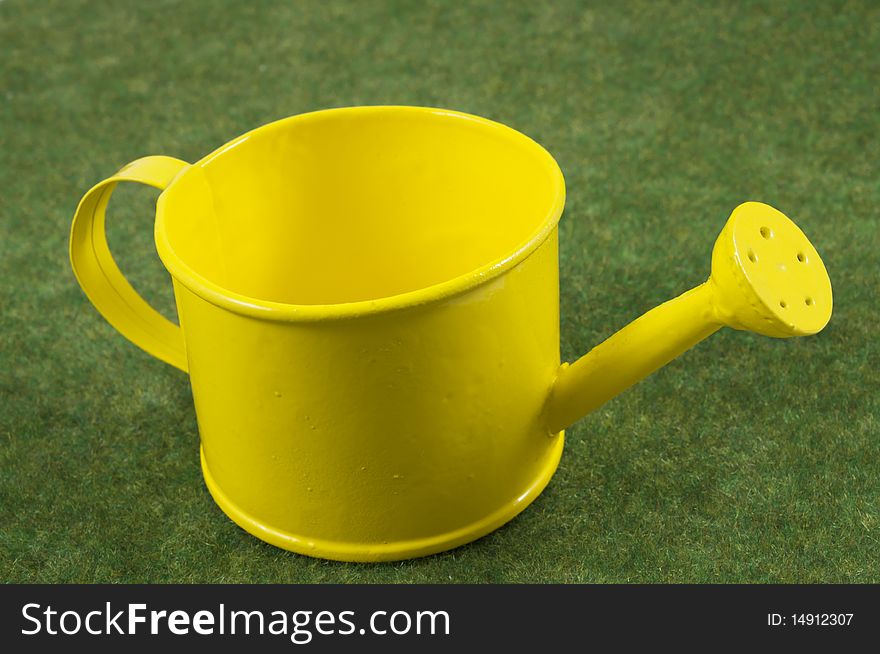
[153,105,567,323]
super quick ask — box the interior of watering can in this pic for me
[160,109,564,306]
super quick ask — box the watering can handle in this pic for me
[69,156,190,373]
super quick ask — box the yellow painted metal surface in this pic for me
[69,155,189,371]
[69,107,832,561]
[546,201,832,432]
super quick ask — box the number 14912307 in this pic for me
[768,613,854,627]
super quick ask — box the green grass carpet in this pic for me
[1,0,877,583]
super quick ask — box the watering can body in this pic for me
[70,107,832,561]
[174,233,564,560]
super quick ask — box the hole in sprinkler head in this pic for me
[780,300,787,308]
[747,249,757,263]
[760,226,772,239]
[805,297,814,306]
[797,252,806,263]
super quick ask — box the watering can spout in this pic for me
[545,202,832,433]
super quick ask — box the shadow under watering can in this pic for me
[70,107,832,561]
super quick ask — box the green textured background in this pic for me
[1,0,877,583]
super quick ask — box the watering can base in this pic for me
[200,439,565,562]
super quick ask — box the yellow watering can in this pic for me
[70,107,832,562]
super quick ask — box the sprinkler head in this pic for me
[709,202,832,337]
